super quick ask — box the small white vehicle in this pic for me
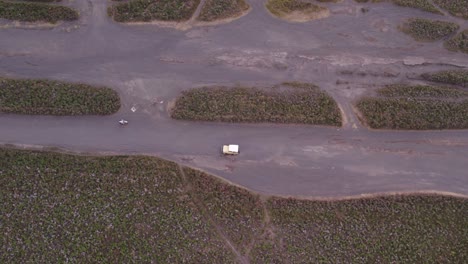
[223,144,239,155]
[119,119,128,125]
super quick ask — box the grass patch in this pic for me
[421,70,468,87]
[377,84,468,97]
[0,149,236,263]
[434,0,468,19]
[356,84,468,129]
[108,0,201,22]
[184,168,265,254]
[445,29,468,54]
[0,0,78,23]
[198,0,249,22]
[170,82,342,126]
[0,78,120,115]
[257,195,468,263]
[18,0,61,2]
[400,18,459,41]
[354,0,442,14]
[1,148,467,262]
[265,0,328,21]
[392,0,442,14]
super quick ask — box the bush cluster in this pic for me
[0,0,78,23]
[265,0,325,17]
[391,0,442,14]
[434,0,468,19]
[356,85,468,129]
[400,18,459,42]
[171,83,342,126]
[0,149,236,263]
[198,0,249,21]
[445,29,468,54]
[108,0,201,22]
[0,78,121,115]
[354,0,443,14]
[421,70,468,87]
[377,84,468,97]
[184,168,265,254]
[261,195,467,263]
[1,148,467,262]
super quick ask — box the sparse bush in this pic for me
[1,148,467,263]
[0,78,121,115]
[0,0,78,23]
[198,0,249,21]
[421,70,468,87]
[108,0,201,22]
[265,0,327,19]
[354,0,442,14]
[392,0,442,14]
[445,29,468,54]
[262,195,468,263]
[171,82,342,126]
[434,0,468,19]
[400,18,459,41]
[184,168,265,254]
[356,85,468,129]
[378,84,468,97]
[0,149,236,263]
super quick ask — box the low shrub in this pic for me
[0,149,236,263]
[265,0,326,18]
[377,84,468,97]
[198,0,249,21]
[445,29,468,54]
[434,0,468,19]
[421,70,468,87]
[171,82,342,126]
[0,1,78,23]
[356,85,468,129]
[259,195,468,263]
[0,78,121,115]
[108,0,201,22]
[184,168,265,254]
[354,0,442,14]
[1,148,467,262]
[400,18,459,41]
[392,0,442,14]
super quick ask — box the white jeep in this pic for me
[222,144,239,155]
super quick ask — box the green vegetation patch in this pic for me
[258,195,468,263]
[0,149,236,263]
[198,0,249,21]
[1,148,467,263]
[18,0,61,2]
[445,29,468,54]
[400,18,459,41]
[185,168,265,254]
[108,0,201,22]
[392,0,442,14]
[171,82,342,126]
[356,85,468,129]
[434,0,468,19]
[0,0,78,23]
[265,0,328,21]
[0,78,120,115]
[377,84,468,97]
[421,70,468,87]
[354,0,443,14]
